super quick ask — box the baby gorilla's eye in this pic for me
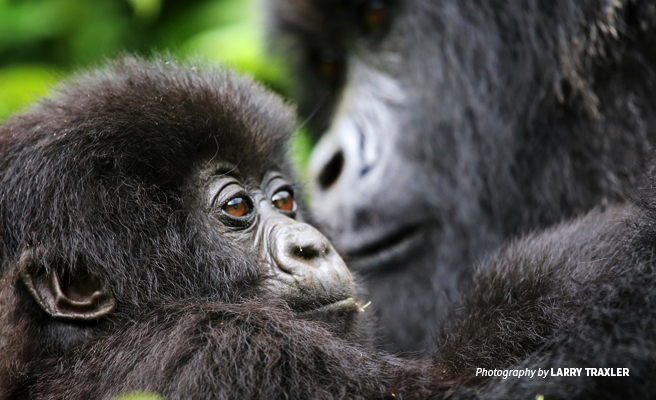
[222,196,252,217]
[272,190,295,212]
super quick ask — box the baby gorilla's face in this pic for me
[196,162,363,333]
[9,56,366,344]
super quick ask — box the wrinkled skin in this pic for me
[194,166,358,326]
[271,0,656,351]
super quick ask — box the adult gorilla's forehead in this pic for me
[0,56,295,186]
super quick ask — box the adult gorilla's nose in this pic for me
[308,116,358,194]
[315,148,345,191]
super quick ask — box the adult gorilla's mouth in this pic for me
[341,224,429,273]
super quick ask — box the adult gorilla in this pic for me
[270,0,656,351]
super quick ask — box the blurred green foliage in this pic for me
[0,0,288,120]
[109,391,164,400]
[0,0,313,181]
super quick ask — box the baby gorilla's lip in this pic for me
[340,224,429,273]
[295,297,363,336]
[289,292,353,312]
[296,298,361,318]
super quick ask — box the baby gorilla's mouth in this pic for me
[289,295,359,315]
[294,297,364,335]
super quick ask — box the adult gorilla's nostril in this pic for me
[317,150,344,190]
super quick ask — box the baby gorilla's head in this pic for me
[0,56,369,354]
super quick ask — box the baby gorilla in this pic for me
[0,57,436,399]
[3,56,656,400]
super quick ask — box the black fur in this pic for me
[439,202,656,398]
[22,302,438,399]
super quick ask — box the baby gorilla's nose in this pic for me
[286,226,329,265]
[272,221,353,294]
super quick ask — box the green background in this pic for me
[0,0,312,179]
[0,0,286,118]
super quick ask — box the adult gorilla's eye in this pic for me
[318,50,340,78]
[222,196,252,217]
[359,0,389,35]
[272,190,295,212]
[310,48,343,79]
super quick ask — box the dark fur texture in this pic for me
[270,0,656,352]
[440,202,656,398]
[22,302,437,399]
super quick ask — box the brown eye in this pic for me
[360,0,389,35]
[272,190,295,211]
[223,196,251,217]
[320,58,339,77]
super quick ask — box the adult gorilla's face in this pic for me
[277,0,514,351]
[308,0,516,265]
[272,0,656,351]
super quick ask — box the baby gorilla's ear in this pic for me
[18,248,115,321]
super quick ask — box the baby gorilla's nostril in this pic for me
[317,150,344,190]
[292,245,322,260]
[275,225,335,276]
